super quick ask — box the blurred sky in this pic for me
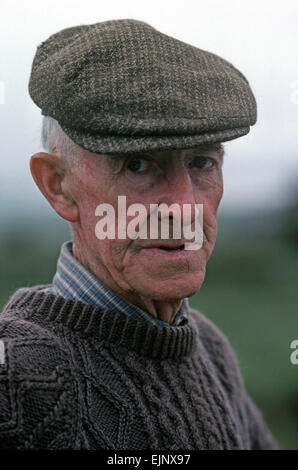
[0,0,297,218]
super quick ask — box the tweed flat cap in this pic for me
[29,18,257,155]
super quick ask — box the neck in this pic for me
[72,240,183,324]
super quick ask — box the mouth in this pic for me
[140,242,197,261]
[157,244,185,251]
[143,243,185,251]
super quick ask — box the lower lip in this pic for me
[141,247,196,259]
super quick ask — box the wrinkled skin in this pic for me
[30,145,224,323]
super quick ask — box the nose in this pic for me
[157,166,199,226]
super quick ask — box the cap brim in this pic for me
[60,124,250,156]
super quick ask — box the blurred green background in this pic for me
[0,204,297,449]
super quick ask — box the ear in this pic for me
[30,152,79,222]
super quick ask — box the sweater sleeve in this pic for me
[241,391,279,450]
[190,307,280,450]
[0,316,78,449]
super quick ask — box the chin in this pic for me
[133,271,205,302]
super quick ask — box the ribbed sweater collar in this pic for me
[3,286,198,360]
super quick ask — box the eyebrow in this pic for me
[104,143,224,169]
[189,145,224,155]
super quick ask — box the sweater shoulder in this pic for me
[0,307,69,364]
[0,285,69,361]
[189,305,238,358]
[189,306,244,390]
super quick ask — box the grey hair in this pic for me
[41,115,80,168]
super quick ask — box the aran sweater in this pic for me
[0,286,279,450]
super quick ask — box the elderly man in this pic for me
[0,19,278,450]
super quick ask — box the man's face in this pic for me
[69,146,224,303]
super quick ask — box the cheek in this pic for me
[73,160,114,209]
[98,239,131,271]
[203,210,218,241]
[74,182,116,236]
[199,192,222,246]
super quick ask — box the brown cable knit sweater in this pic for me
[0,285,279,450]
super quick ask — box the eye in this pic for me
[190,156,215,169]
[126,158,150,173]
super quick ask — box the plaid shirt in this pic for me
[44,241,189,327]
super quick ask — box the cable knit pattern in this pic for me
[0,285,279,450]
